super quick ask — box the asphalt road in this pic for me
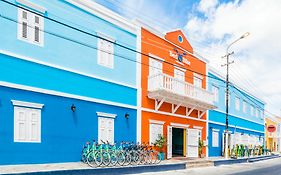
[229,163,281,175]
[133,157,281,175]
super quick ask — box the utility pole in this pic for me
[222,32,250,159]
[222,52,234,159]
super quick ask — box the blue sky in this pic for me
[93,0,281,117]
[95,0,200,30]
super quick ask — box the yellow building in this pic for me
[265,117,279,152]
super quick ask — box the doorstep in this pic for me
[167,157,215,168]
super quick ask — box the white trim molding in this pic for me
[96,32,116,42]
[66,0,136,34]
[193,126,203,130]
[193,72,203,79]
[208,120,265,134]
[1,81,136,110]
[96,112,117,118]
[170,122,189,128]
[149,119,165,125]
[16,0,46,13]
[174,65,186,72]
[148,53,165,62]
[212,128,220,132]
[142,107,207,122]
[136,26,142,143]
[11,100,44,109]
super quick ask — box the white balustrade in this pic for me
[148,73,214,105]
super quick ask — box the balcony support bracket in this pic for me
[198,110,207,119]
[172,103,181,114]
[186,105,197,116]
[155,98,166,111]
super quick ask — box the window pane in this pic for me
[19,122,26,140]
[31,123,37,140]
[22,22,27,38]
[35,16,39,24]
[34,26,40,42]
[22,11,27,19]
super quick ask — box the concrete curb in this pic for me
[0,163,186,175]
[214,155,280,166]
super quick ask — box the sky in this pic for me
[94,0,281,117]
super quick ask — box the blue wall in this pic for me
[209,110,264,132]
[208,71,265,157]
[0,0,138,165]
[0,0,137,87]
[208,72,265,125]
[0,85,137,165]
[0,53,137,106]
[208,122,265,157]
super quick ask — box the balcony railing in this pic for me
[148,73,215,106]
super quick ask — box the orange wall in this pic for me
[140,28,208,156]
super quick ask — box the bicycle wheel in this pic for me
[150,151,160,164]
[86,151,96,167]
[116,151,126,166]
[131,151,141,165]
[102,150,111,166]
[82,151,87,163]
[94,151,103,167]
[109,151,118,166]
[123,151,131,166]
[138,151,149,165]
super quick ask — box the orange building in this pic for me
[136,21,216,159]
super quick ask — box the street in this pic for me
[133,158,281,175]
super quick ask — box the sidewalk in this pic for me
[0,162,89,174]
[0,155,279,175]
[0,161,186,175]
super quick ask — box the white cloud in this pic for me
[185,0,281,115]
[198,0,218,14]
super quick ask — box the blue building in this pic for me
[0,0,138,164]
[207,68,265,157]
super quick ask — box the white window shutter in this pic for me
[98,117,115,144]
[107,42,114,68]
[107,119,114,144]
[14,107,27,141]
[29,109,40,141]
[98,117,106,144]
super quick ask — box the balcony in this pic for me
[148,73,216,114]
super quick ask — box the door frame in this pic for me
[167,123,189,159]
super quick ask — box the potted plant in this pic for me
[154,134,166,160]
[198,139,204,158]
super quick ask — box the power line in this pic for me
[1,0,276,117]
[0,0,226,83]
[0,13,226,87]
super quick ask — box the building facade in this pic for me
[208,69,265,157]
[137,21,216,159]
[0,0,138,165]
[265,117,279,152]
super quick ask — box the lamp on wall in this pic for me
[71,104,76,112]
[125,113,129,119]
